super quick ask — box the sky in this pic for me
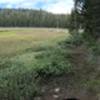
[0,0,74,14]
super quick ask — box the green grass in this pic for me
[0,28,69,57]
[0,29,99,100]
[0,28,72,100]
[0,28,69,71]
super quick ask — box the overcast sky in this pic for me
[0,0,74,14]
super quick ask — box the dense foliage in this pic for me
[0,9,70,28]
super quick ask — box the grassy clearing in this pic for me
[0,29,99,100]
[0,28,68,57]
[0,28,72,100]
[0,28,69,70]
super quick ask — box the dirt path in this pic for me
[34,45,99,100]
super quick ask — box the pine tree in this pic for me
[73,0,100,38]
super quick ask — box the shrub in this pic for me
[0,62,40,100]
[34,46,73,77]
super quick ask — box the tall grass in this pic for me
[0,28,72,100]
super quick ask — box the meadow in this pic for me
[0,28,69,71]
[0,28,99,100]
[0,28,71,100]
[0,28,68,57]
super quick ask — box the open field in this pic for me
[0,28,75,100]
[0,28,70,71]
[0,28,68,57]
[0,28,99,100]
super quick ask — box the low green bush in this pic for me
[0,61,40,100]
[34,46,73,77]
[60,33,84,49]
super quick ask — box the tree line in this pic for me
[0,9,70,28]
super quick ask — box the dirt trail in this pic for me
[34,45,99,100]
